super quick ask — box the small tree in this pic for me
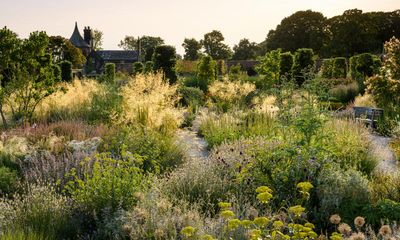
[367,37,400,115]
[105,63,115,83]
[152,45,178,84]
[321,58,334,78]
[60,60,72,81]
[197,55,216,92]
[52,64,61,82]
[256,49,281,88]
[332,57,347,78]
[132,62,144,76]
[292,48,314,86]
[280,52,294,79]
[216,60,227,76]
[144,61,154,74]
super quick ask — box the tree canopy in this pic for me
[119,36,164,61]
[232,38,260,60]
[201,30,232,60]
[182,38,203,61]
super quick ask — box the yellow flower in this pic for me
[218,202,232,210]
[297,181,314,192]
[256,186,273,193]
[288,205,305,217]
[330,232,343,240]
[257,192,273,203]
[241,219,253,228]
[220,210,235,219]
[249,229,262,239]
[181,226,196,238]
[200,235,216,240]
[253,217,270,227]
[273,220,284,229]
[228,219,241,230]
[304,222,315,229]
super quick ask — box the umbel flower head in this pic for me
[256,186,273,203]
[288,205,305,217]
[354,216,365,228]
[379,225,392,237]
[330,214,341,225]
[350,232,366,240]
[338,223,352,236]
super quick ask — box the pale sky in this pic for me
[0,0,398,55]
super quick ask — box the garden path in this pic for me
[370,134,398,174]
[175,128,208,161]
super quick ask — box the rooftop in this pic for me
[70,22,90,48]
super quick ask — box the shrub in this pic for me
[60,61,72,82]
[332,57,347,78]
[152,45,178,83]
[328,82,359,104]
[178,86,204,107]
[292,48,315,86]
[229,63,241,76]
[321,58,334,78]
[66,153,147,214]
[143,61,154,74]
[279,51,294,79]
[104,63,116,83]
[0,166,18,196]
[196,55,216,92]
[351,53,381,93]
[216,59,227,76]
[0,184,78,239]
[316,167,371,226]
[101,125,185,174]
[353,93,376,107]
[255,49,281,88]
[175,60,198,75]
[132,62,144,76]
[51,64,61,82]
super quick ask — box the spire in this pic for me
[70,22,90,48]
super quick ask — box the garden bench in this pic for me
[353,106,383,128]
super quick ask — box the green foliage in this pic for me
[350,53,382,93]
[104,63,115,83]
[152,45,178,83]
[201,30,232,60]
[321,58,334,78]
[119,35,164,62]
[367,37,400,115]
[292,48,315,86]
[132,62,144,76]
[216,59,226,76]
[66,153,146,213]
[328,82,359,104]
[332,57,347,78]
[143,61,154,74]
[60,60,72,82]
[232,38,259,60]
[51,64,61,82]
[178,86,204,107]
[48,36,86,68]
[101,125,185,174]
[228,64,241,80]
[182,38,202,61]
[0,166,18,196]
[255,49,281,89]
[279,51,294,79]
[196,55,216,91]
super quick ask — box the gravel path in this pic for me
[176,128,208,161]
[370,134,398,174]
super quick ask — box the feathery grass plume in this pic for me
[121,73,183,131]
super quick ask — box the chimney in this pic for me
[83,26,93,48]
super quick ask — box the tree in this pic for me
[92,29,103,50]
[60,61,73,81]
[232,38,259,60]
[266,10,326,54]
[201,30,232,60]
[132,62,144,75]
[196,55,216,91]
[119,36,164,61]
[182,38,202,61]
[48,36,86,68]
[367,37,400,114]
[280,52,294,78]
[0,27,20,127]
[152,45,177,83]
[256,49,281,88]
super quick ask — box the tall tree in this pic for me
[119,36,164,61]
[266,10,327,54]
[201,30,232,60]
[92,29,103,50]
[232,38,260,60]
[182,38,202,60]
[48,36,86,68]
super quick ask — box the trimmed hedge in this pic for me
[60,61,72,82]
[321,58,334,78]
[280,52,294,79]
[132,62,144,75]
[349,53,382,93]
[332,57,347,78]
[292,48,314,86]
[105,63,115,83]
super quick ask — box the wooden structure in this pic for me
[353,106,384,128]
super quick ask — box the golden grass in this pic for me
[121,73,184,130]
[208,80,255,103]
[353,93,377,108]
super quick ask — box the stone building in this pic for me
[69,22,139,74]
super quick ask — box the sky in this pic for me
[0,0,399,55]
